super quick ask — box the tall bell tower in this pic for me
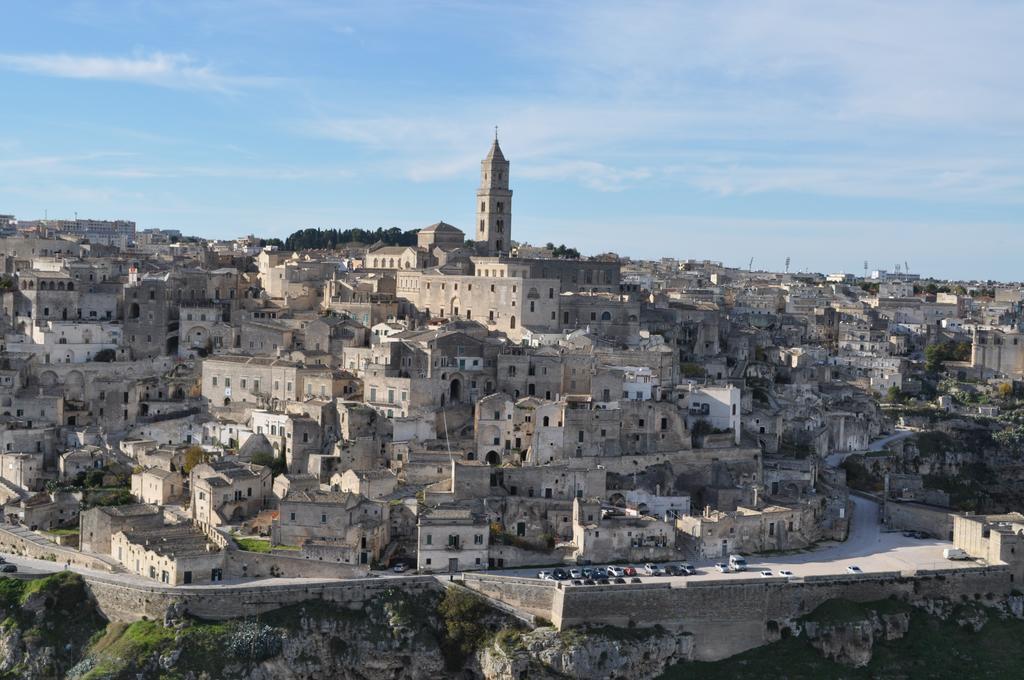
[476,131,512,256]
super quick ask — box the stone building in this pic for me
[675,503,813,559]
[189,460,272,526]
[273,489,389,565]
[79,503,163,555]
[972,328,1024,378]
[953,513,1024,569]
[131,467,185,505]
[417,221,465,251]
[112,524,225,585]
[476,137,512,256]
[417,507,489,573]
[571,498,680,564]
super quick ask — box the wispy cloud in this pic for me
[519,161,651,192]
[0,51,268,92]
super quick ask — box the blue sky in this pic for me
[0,1,1021,281]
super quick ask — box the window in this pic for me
[321,514,327,523]
[425,534,432,545]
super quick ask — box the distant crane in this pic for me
[904,261,910,275]
[748,257,754,272]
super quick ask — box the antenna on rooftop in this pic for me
[863,260,868,278]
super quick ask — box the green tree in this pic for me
[183,446,210,473]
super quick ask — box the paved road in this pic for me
[823,428,917,469]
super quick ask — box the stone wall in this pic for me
[83,573,439,623]
[547,565,1017,660]
[225,550,367,580]
[0,525,115,572]
[461,573,558,621]
[884,501,954,540]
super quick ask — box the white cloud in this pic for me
[0,52,266,92]
[519,160,651,192]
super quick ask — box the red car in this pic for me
[623,566,637,576]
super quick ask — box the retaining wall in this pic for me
[460,573,558,620]
[0,525,116,572]
[549,565,1018,660]
[84,573,440,622]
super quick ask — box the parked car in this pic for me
[537,570,553,580]
[581,567,594,579]
[902,530,917,538]
[643,563,665,576]
[613,577,626,584]
[759,569,773,578]
[608,566,625,577]
[392,562,409,573]
[912,531,931,540]
[728,554,748,572]
[623,566,637,576]
[846,565,863,574]
[779,569,795,578]
[552,568,569,580]
[715,563,730,573]
[943,548,970,561]
[679,563,696,576]
[630,577,642,584]
[569,568,582,579]
[0,564,16,573]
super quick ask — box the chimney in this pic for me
[704,505,710,518]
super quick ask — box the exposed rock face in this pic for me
[477,627,694,680]
[803,611,910,667]
[242,610,449,680]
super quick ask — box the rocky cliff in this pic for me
[0,573,694,680]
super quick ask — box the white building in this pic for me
[681,384,742,445]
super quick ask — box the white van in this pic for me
[943,548,969,561]
[728,554,747,572]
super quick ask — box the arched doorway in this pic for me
[450,378,462,403]
[485,450,501,466]
[610,493,626,508]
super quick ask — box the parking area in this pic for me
[493,496,982,584]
